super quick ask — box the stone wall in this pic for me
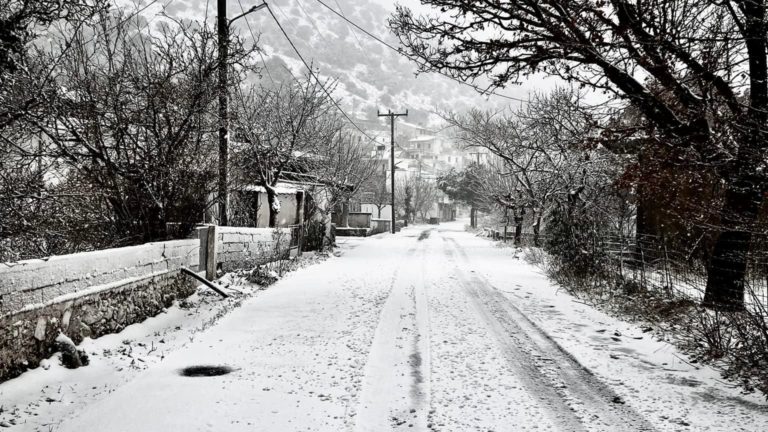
[0,239,199,316]
[1,227,295,384]
[0,270,194,383]
[335,227,371,237]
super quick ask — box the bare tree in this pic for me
[359,162,389,218]
[233,76,339,227]
[313,131,377,216]
[4,9,259,249]
[0,0,111,260]
[0,0,106,128]
[396,173,438,224]
[445,89,609,241]
[391,1,768,310]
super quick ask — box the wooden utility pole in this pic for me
[217,0,229,226]
[217,1,267,226]
[378,109,408,233]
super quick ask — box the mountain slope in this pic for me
[160,0,543,124]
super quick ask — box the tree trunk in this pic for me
[266,187,279,228]
[341,200,350,227]
[533,215,542,247]
[704,1,767,311]
[514,215,523,246]
[703,175,763,310]
[470,206,476,229]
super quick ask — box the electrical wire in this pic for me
[235,0,276,85]
[41,0,166,89]
[331,0,365,50]
[265,4,380,144]
[295,0,329,45]
[311,0,530,103]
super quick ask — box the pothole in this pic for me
[179,365,235,377]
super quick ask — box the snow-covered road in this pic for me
[2,221,768,431]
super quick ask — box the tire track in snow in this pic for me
[353,232,431,432]
[443,235,656,432]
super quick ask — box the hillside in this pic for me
[161,0,541,125]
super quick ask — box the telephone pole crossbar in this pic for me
[377,109,408,234]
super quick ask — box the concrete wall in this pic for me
[215,227,292,272]
[348,213,372,229]
[371,219,391,235]
[361,204,391,220]
[211,188,301,228]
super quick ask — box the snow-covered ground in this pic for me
[1,221,767,431]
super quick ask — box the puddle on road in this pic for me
[179,365,235,377]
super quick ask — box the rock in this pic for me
[34,317,47,341]
[62,308,72,330]
[55,333,89,369]
[81,307,103,325]
[79,322,92,338]
[115,306,126,323]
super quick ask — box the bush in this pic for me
[543,205,612,283]
[303,219,329,252]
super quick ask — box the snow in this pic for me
[408,135,436,142]
[241,183,299,194]
[54,333,75,347]
[1,221,767,431]
[452,230,768,431]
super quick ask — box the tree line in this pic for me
[390,0,768,311]
[0,0,374,261]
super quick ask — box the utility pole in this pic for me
[217,0,229,226]
[217,1,267,226]
[378,109,408,233]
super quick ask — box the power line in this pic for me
[331,0,365,50]
[265,4,379,144]
[42,0,165,85]
[311,0,530,104]
[295,0,329,45]
[235,0,276,85]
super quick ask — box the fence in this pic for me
[601,234,768,309]
[483,226,768,309]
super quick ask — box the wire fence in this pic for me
[603,234,768,309]
[486,227,768,310]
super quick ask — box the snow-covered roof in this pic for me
[241,183,300,194]
[408,135,436,142]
